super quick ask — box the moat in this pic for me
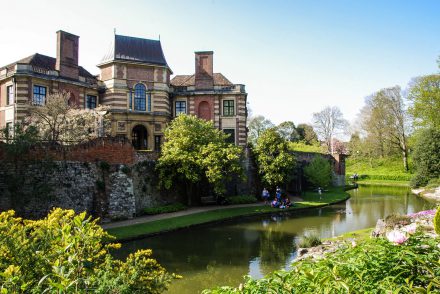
[117,185,434,294]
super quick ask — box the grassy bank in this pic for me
[107,187,350,241]
[346,156,412,186]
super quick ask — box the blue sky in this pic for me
[1,0,439,126]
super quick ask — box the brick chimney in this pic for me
[56,30,79,80]
[195,51,213,89]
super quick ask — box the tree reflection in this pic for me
[258,227,296,276]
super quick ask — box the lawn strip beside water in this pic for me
[356,180,410,187]
[107,187,350,241]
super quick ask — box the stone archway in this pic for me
[198,101,211,120]
[132,125,148,150]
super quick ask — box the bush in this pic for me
[298,234,322,248]
[226,195,257,205]
[0,208,175,293]
[411,128,440,187]
[143,203,187,215]
[434,208,440,235]
[204,233,440,293]
[304,156,332,188]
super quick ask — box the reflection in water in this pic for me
[116,185,434,294]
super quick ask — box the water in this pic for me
[117,185,434,293]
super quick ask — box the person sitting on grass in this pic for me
[283,196,292,208]
[271,198,280,208]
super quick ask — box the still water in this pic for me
[118,185,434,293]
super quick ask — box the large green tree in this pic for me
[296,123,319,145]
[247,115,274,146]
[408,74,440,130]
[157,115,243,205]
[254,128,296,189]
[360,86,410,171]
[276,121,299,142]
[411,128,440,187]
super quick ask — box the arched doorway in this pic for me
[198,101,211,120]
[132,125,148,150]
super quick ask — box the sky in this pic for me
[1,0,439,126]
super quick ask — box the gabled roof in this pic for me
[0,53,96,79]
[170,73,233,87]
[100,34,169,67]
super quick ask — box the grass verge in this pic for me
[354,180,410,187]
[107,187,350,241]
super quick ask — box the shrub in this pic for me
[226,195,257,205]
[304,156,332,188]
[204,233,440,293]
[384,214,411,229]
[0,208,175,293]
[434,207,440,235]
[143,203,187,215]
[298,234,322,248]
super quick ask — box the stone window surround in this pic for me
[128,82,153,112]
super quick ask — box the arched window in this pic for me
[134,84,146,111]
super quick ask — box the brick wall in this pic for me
[0,137,137,165]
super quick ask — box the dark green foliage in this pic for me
[99,161,111,171]
[304,156,332,188]
[226,195,257,205]
[411,128,440,187]
[143,203,187,215]
[121,165,131,175]
[96,180,106,191]
[205,233,440,293]
[254,128,296,188]
[298,234,322,248]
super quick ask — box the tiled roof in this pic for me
[171,73,232,86]
[0,53,96,79]
[100,34,168,66]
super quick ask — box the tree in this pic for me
[296,123,319,145]
[254,128,296,189]
[312,106,348,153]
[303,156,332,188]
[0,208,174,293]
[361,86,410,171]
[156,115,243,205]
[276,121,299,142]
[29,91,110,144]
[407,75,440,130]
[410,128,440,187]
[247,115,274,146]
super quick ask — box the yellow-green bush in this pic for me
[434,207,440,235]
[0,208,175,293]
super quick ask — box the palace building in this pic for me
[0,30,248,149]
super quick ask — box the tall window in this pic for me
[148,93,152,112]
[86,95,97,109]
[154,135,161,152]
[134,84,146,111]
[175,101,186,115]
[129,92,132,110]
[6,85,14,105]
[33,85,46,105]
[223,129,235,144]
[223,100,235,116]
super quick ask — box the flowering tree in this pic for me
[28,91,111,144]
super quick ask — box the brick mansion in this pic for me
[0,30,248,149]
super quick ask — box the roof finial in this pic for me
[159,34,161,41]
[114,28,116,35]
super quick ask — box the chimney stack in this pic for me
[56,30,79,80]
[195,51,213,89]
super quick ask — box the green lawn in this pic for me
[107,187,350,241]
[346,156,412,184]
